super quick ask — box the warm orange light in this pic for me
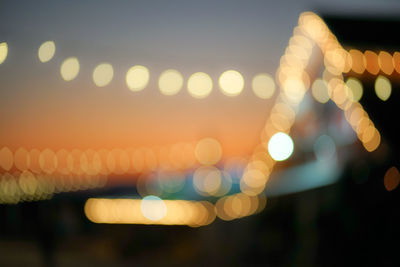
[14,148,30,171]
[364,50,380,75]
[393,52,400,74]
[384,166,400,191]
[378,51,394,75]
[349,49,366,74]
[194,138,222,165]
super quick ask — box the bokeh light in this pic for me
[141,195,167,221]
[158,69,183,96]
[93,63,114,87]
[252,73,275,99]
[187,72,213,99]
[38,41,56,63]
[384,166,400,191]
[60,57,80,81]
[378,51,394,75]
[39,149,58,174]
[0,147,13,171]
[218,70,244,97]
[268,132,294,161]
[311,78,330,103]
[194,138,222,165]
[126,65,150,92]
[349,49,366,74]
[0,42,8,64]
[84,198,215,226]
[193,166,222,196]
[14,148,30,171]
[364,50,380,75]
[345,77,363,102]
[394,52,400,74]
[375,75,391,101]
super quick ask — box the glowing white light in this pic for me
[267,132,294,161]
[218,70,244,97]
[141,195,167,221]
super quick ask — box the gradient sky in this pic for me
[0,0,399,157]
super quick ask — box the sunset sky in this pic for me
[1,0,398,158]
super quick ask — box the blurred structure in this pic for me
[1,3,400,266]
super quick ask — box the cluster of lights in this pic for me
[235,12,319,198]
[84,193,265,226]
[0,138,226,201]
[0,170,106,204]
[345,49,400,76]
[84,196,216,227]
[215,193,266,221]
[0,142,200,176]
[298,12,382,153]
[0,41,277,100]
[1,11,394,224]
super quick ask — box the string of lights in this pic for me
[0,11,395,226]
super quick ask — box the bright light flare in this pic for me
[267,132,294,161]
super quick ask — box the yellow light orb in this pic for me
[19,171,38,195]
[268,132,294,161]
[195,138,222,165]
[141,195,167,221]
[218,70,244,97]
[375,75,391,101]
[126,65,150,92]
[158,69,183,95]
[60,57,80,81]
[38,41,55,63]
[0,42,8,64]
[311,78,330,103]
[345,77,363,102]
[252,73,275,99]
[93,63,114,87]
[187,72,213,99]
